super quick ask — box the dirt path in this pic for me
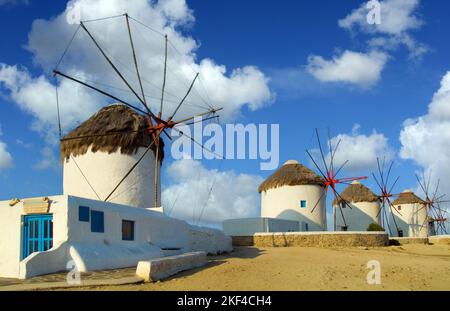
[61,244,450,291]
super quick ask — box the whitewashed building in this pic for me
[333,181,381,231]
[259,160,327,231]
[391,190,429,238]
[0,104,232,279]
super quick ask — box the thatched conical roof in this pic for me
[60,104,164,162]
[392,190,425,205]
[333,180,379,205]
[258,160,325,193]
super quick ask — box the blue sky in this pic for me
[0,0,449,227]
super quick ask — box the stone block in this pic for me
[136,251,207,282]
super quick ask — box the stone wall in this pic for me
[231,236,254,247]
[231,232,389,248]
[428,235,450,245]
[389,237,429,245]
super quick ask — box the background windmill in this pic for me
[53,13,221,209]
[306,129,368,231]
[371,158,403,236]
[415,172,449,236]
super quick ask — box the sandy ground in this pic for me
[64,244,450,291]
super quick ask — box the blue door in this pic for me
[22,214,53,259]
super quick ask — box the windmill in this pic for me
[306,129,368,231]
[53,13,221,209]
[371,158,403,236]
[415,172,449,236]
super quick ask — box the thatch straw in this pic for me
[392,191,425,205]
[60,104,164,162]
[333,181,379,205]
[258,161,325,193]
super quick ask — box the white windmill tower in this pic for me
[54,14,221,211]
[258,160,327,231]
[333,180,381,231]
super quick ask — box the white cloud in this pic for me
[0,0,273,169]
[339,0,423,35]
[20,0,272,125]
[400,72,450,197]
[33,147,60,171]
[0,63,103,145]
[328,124,394,173]
[162,159,263,226]
[0,123,13,170]
[306,50,388,88]
[0,141,13,169]
[339,0,426,60]
[16,139,33,149]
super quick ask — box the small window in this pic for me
[300,200,307,208]
[79,206,90,222]
[398,206,402,211]
[122,220,135,241]
[91,210,104,233]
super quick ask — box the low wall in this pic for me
[232,232,389,248]
[223,218,299,236]
[428,235,450,245]
[189,226,233,255]
[19,242,69,279]
[389,237,429,245]
[232,236,254,247]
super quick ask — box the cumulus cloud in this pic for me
[0,142,13,169]
[162,159,263,226]
[0,63,103,145]
[0,123,13,169]
[23,0,271,123]
[0,0,272,169]
[33,147,60,171]
[327,124,394,173]
[293,0,426,90]
[339,0,423,35]
[400,72,450,197]
[306,50,388,88]
[339,0,427,60]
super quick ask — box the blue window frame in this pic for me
[79,206,90,222]
[122,220,135,241]
[22,214,53,259]
[300,200,307,208]
[91,210,104,233]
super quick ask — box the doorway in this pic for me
[22,214,53,259]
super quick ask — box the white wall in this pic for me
[391,203,428,238]
[261,185,327,231]
[334,201,381,231]
[63,146,161,210]
[223,218,300,236]
[66,196,189,249]
[0,195,67,278]
[1,195,232,278]
[189,226,233,255]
